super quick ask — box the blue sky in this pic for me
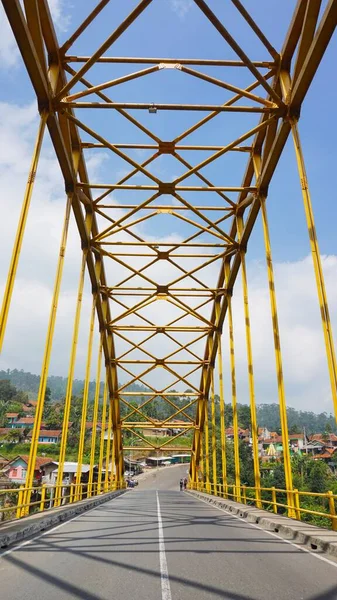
[1,1,336,259]
[0,0,336,412]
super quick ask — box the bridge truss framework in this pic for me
[1,0,337,513]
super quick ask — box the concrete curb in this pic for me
[0,489,126,550]
[187,490,337,559]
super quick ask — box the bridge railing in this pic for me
[0,480,126,523]
[189,482,337,531]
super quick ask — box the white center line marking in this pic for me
[156,491,172,600]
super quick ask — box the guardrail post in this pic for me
[294,489,301,520]
[271,487,277,514]
[327,491,337,531]
[70,483,74,504]
[39,484,46,512]
[16,485,25,519]
[242,485,247,505]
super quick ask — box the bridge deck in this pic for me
[1,467,337,600]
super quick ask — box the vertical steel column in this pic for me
[98,376,108,493]
[216,319,227,496]
[236,217,261,506]
[204,396,210,493]
[55,250,87,504]
[291,121,337,420]
[225,262,241,500]
[75,294,97,496]
[88,333,103,496]
[24,194,72,510]
[104,396,112,491]
[260,195,294,513]
[0,113,47,351]
[111,415,116,488]
[211,368,218,495]
[199,433,204,490]
[253,151,294,515]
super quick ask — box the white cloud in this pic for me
[0,101,337,415]
[169,0,193,19]
[0,8,19,68]
[48,0,71,32]
[0,1,70,70]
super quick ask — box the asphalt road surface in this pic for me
[1,466,337,600]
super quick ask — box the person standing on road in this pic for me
[179,478,183,491]
[183,477,187,490]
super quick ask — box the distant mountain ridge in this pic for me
[0,368,336,434]
[0,368,148,403]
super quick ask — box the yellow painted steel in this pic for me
[88,334,104,496]
[216,327,227,496]
[104,396,113,492]
[210,369,218,495]
[24,194,72,511]
[260,195,294,515]
[225,262,241,501]
[252,151,294,516]
[204,396,210,493]
[55,250,88,504]
[199,434,204,486]
[237,215,261,507]
[111,416,116,487]
[75,294,97,497]
[0,112,47,351]
[2,0,337,522]
[291,121,337,422]
[98,376,108,492]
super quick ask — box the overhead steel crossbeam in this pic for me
[1,0,336,482]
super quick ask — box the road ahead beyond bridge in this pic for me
[1,466,337,600]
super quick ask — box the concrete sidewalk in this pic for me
[0,489,126,549]
[188,489,337,559]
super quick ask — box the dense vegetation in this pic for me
[1,368,336,433]
[1,369,337,527]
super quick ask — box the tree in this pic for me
[44,386,52,404]
[238,405,251,430]
[5,429,23,443]
[308,461,330,494]
[289,424,300,434]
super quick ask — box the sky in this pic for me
[0,0,336,414]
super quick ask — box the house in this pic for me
[225,427,250,441]
[43,462,91,485]
[289,433,304,451]
[103,428,113,441]
[4,455,53,484]
[85,422,102,434]
[5,413,19,425]
[142,427,171,438]
[28,429,62,444]
[21,400,37,415]
[313,447,337,462]
[146,455,172,467]
[39,430,61,444]
[259,433,304,455]
[304,439,326,455]
[258,427,272,440]
[25,400,37,409]
[13,417,35,429]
